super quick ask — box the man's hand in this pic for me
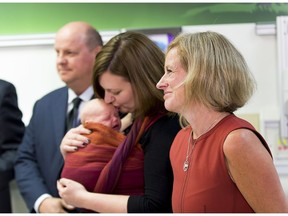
[39,197,75,213]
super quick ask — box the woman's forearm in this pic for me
[78,191,129,213]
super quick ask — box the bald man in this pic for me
[15,22,103,213]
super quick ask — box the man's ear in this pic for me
[93,46,102,56]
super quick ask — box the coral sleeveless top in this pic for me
[170,114,271,213]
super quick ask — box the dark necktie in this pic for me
[66,97,82,131]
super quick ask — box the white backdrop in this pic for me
[0,45,62,125]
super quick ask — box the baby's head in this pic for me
[80,98,121,131]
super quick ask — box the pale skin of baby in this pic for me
[80,98,121,131]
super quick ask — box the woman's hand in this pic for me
[60,125,91,158]
[57,178,88,208]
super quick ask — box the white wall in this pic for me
[0,45,63,125]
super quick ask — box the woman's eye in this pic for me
[166,69,174,77]
[111,91,120,96]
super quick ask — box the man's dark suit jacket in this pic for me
[15,87,68,212]
[0,80,25,213]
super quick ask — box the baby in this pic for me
[80,98,121,131]
[61,98,144,198]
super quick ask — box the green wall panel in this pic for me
[0,3,287,35]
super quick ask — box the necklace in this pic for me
[183,113,227,172]
[183,130,195,171]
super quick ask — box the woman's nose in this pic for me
[104,93,115,104]
[156,77,168,89]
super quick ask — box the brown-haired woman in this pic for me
[58,32,181,213]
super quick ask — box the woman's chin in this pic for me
[164,100,176,112]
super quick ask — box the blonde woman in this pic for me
[157,31,288,213]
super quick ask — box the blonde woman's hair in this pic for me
[167,31,256,126]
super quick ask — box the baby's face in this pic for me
[80,100,122,131]
[100,106,121,131]
[85,105,121,130]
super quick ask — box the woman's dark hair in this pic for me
[93,31,168,118]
